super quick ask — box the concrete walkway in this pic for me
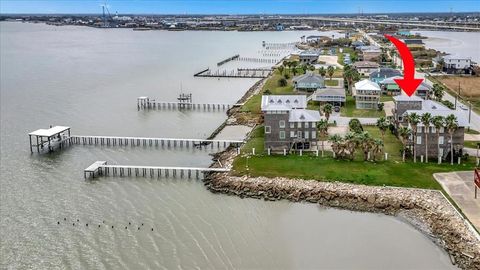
[434,171,480,231]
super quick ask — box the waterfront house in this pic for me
[392,95,468,159]
[353,61,380,76]
[359,46,382,62]
[299,50,320,64]
[441,56,473,74]
[261,95,320,151]
[352,79,381,109]
[306,35,331,44]
[312,87,346,106]
[369,68,402,84]
[293,72,325,92]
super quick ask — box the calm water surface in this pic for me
[416,30,480,62]
[0,22,456,269]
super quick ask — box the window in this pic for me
[279,131,285,139]
[305,122,309,128]
[431,126,436,133]
[417,136,422,144]
[439,127,444,133]
[290,131,296,138]
[297,122,302,128]
[417,126,422,133]
[439,136,444,144]
[265,126,271,134]
[290,122,294,128]
[279,120,285,128]
[305,132,309,139]
[311,131,317,139]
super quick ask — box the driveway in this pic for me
[434,171,480,231]
[329,115,378,126]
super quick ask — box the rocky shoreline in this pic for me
[204,73,480,269]
[205,147,480,269]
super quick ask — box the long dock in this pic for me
[84,161,229,179]
[71,135,243,149]
[217,54,240,66]
[194,68,272,78]
[137,100,244,111]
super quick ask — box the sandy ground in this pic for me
[317,55,343,68]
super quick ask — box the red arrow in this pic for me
[384,34,423,97]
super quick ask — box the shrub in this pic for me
[348,118,363,133]
[441,100,455,110]
[278,78,288,87]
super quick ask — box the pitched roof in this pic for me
[354,79,380,91]
[393,95,423,102]
[353,61,379,68]
[261,95,307,111]
[370,68,402,80]
[401,99,469,127]
[288,109,321,122]
[293,72,325,88]
[314,87,346,98]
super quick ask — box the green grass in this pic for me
[241,70,294,114]
[241,125,265,154]
[340,96,386,118]
[231,122,479,190]
[363,126,403,161]
[464,141,480,149]
[325,79,339,86]
[466,129,480,135]
[380,95,394,102]
[232,154,477,189]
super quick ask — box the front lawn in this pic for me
[340,96,386,118]
[325,79,339,86]
[232,154,476,190]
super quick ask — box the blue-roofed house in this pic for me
[369,68,402,84]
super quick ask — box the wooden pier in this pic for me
[137,97,243,111]
[194,68,272,78]
[262,41,297,49]
[28,126,72,153]
[71,135,243,149]
[84,161,229,179]
[236,57,279,64]
[217,54,240,66]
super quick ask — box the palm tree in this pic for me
[327,66,335,81]
[371,139,384,161]
[278,65,285,75]
[445,114,458,165]
[344,132,359,160]
[319,67,326,77]
[431,115,445,162]
[376,117,389,142]
[432,83,444,101]
[343,68,360,94]
[317,119,329,156]
[328,134,343,158]
[358,131,374,161]
[407,113,420,163]
[398,127,412,162]
[421,113,432,162]
[322,103,333,123]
